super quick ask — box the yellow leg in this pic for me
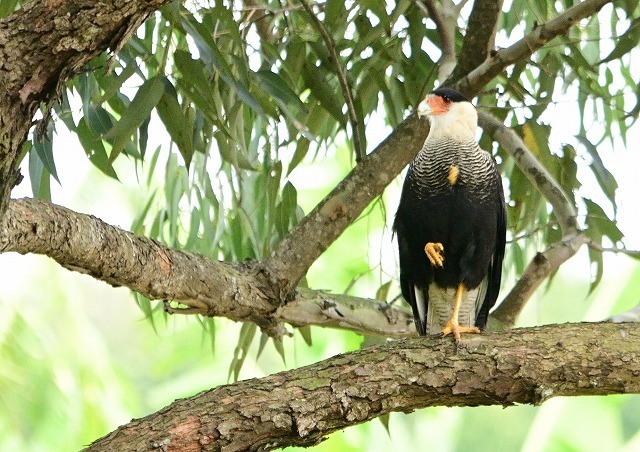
[441,283,480,342]
[424,242,444,267]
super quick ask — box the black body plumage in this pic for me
[394,91,506,336]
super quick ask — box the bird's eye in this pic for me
[443,96,451,104]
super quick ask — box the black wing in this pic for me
[475,162,506,329]
[394,204,430,336]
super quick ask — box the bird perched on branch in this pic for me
[394,88,506,341]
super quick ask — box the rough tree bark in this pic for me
[87,323,640,451]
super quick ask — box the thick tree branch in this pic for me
[455,0,613,98]
[445,0,504,85]
[0,198,415,338]
[87,323,640,450]
[281,288,414,338]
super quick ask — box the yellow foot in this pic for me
[441,322,480,343]
[424,242,445,267]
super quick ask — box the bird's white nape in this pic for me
[426,101,478,143]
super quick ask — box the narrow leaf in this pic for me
[77,118,119,180]
[103,76,166,160]
[228,322,257,382]
[156,78,194,167]
[255,70,307,113]
[298,326,313,347]
[32,129,60,184]
[28,142,51,201]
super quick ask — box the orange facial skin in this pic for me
[425,94,452,115]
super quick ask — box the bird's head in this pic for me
[417,88,477,141]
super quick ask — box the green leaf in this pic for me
[28,141,51,201]
[598,18,640,64]
[86,105,113,136]
[156,78,194,167]
[131,191,157,235]
[256,332,269,361]
[184,207,201,251]
[255,70,307,113]
[375,281,391,301]
[103,76,166,161]
[228,322,257,382]
[325,0,347,26]
[32,129,60,184]
[298,326,313,347]
[288,138,310,176]
[77,118,118,180]
[196,316,216,354]
[575,135,618,212]
[378,413,392,438]
[272,337,286,366]
[179,11,265,118]
[302,63,346,126]
[0,0,19,19]
[133,292,159,334]
[98,58,140,104]
[584,198,623,244]
[587,234,604,295]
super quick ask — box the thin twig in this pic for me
[414,0,457,82]
[299,0,363,162]
[588,240,640,259]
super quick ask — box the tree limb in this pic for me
[490,232,587,328]
[478,111,578,233]
[444,0,504,85]
[0,198,415,338]
[86,323,640,451]
[455,0,613,98]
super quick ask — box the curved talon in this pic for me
[424,242,445,267]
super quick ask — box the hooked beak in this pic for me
[417,100,430,118]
